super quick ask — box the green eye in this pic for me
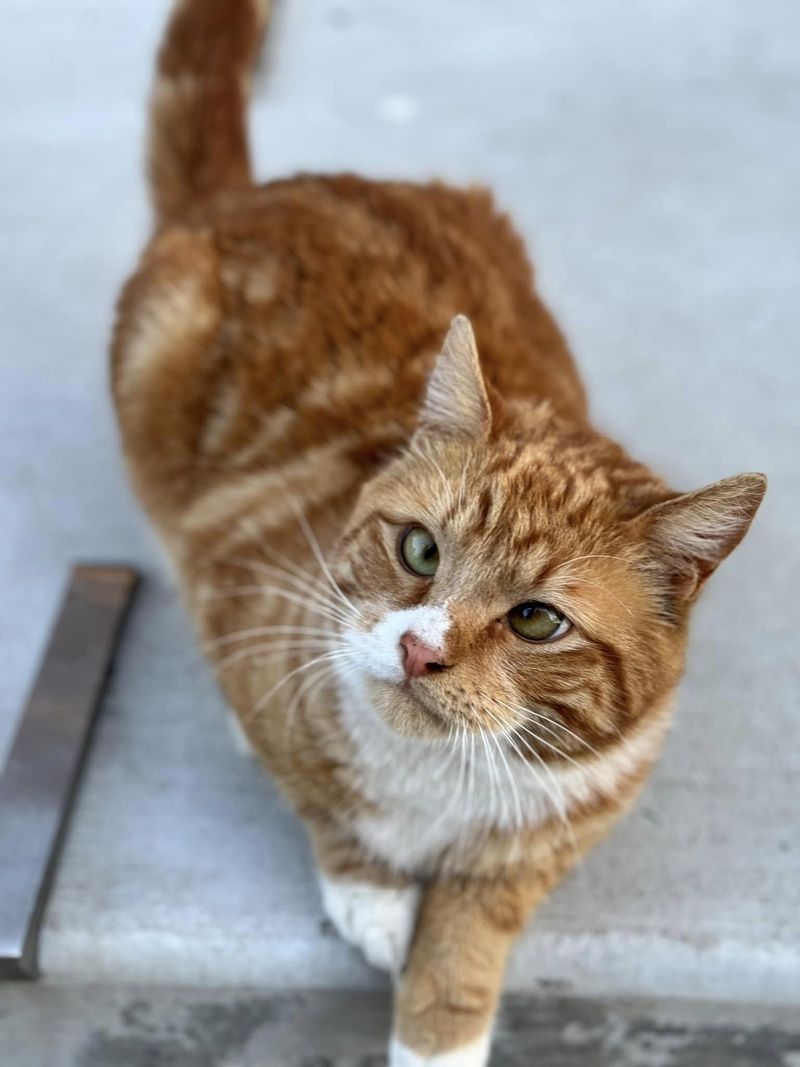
[399,526,439,577]
[508,602,570,642]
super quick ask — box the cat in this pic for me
[111,1,766,1064]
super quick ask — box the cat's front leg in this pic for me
[311,822,421,976]
[390,871,548,1066]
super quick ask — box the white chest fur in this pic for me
[333,668,668,874]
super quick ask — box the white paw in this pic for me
[319,875,420,975]
[226,711,256,758]
[389,1033,491,1067]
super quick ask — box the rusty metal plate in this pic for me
[0,565,138,979]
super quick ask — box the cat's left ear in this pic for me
[636,473,767,603]
[418,315,492,439]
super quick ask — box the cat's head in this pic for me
[331,317,765,756]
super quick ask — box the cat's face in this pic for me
[330,318,765,758]
[333,431,670,755]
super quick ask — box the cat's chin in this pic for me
[367,678,450,741]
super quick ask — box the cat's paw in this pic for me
[319,876,420,975]
[388,1033,491,1067]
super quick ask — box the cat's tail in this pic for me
[148,0,270,221]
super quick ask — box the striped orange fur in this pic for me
[111,3,766,1063]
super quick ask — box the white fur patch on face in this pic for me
[344,604,450,684]
[389,1032,491,1067]
[319,875,421,976]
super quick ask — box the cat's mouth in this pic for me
[403,684,449,725]
[367,676,451,737]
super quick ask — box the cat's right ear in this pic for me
[635,472,767,605]
[417,315,492,439]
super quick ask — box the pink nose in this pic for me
[399,631,447,679]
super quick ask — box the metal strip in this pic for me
[0,565,138,979]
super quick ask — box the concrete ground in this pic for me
[1,0,799,1060]
[3,987,800,1067]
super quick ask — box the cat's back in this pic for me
[210,172,585,423]
[112,174,586,527]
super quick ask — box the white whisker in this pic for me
[450,728,471,846]
[213,639,340,674]
[513,732,570,825]
[485,719,524,831]
[513,722,586,773]
[525,708,602,759]
[282,660,338,753]
[243,558,356,619]
[246,649,356,723]
[410,440,455,514]
[460,730,478,853]
[484,706,571,834]
[478,727,501,833]
[427,726,466,838]
[224,558,356,626]
[278,487,365,621]
[551,574,634,618]
[204,623,339,654]
[200,583,269,601]
[238,515,340,607]
[500,699,601,760]
[214,571,352,628]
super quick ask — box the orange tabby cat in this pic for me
[111,2,766,1063]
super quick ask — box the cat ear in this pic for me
[637,473,766,603]
[418,315,492,439]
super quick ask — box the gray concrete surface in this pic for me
[3,987,800,1067]
[1,0,799,1011]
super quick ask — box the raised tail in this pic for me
[148,0,270,221]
